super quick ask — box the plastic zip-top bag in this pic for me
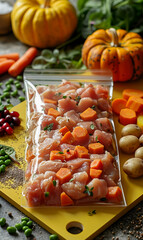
[22,69,126,207]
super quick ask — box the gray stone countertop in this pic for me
[0,6,143,239]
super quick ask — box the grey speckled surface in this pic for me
[0,1,143,240]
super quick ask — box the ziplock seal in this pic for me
[22,69,126,208]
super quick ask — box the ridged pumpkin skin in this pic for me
[82,29,143,82]
[11,0,77,48]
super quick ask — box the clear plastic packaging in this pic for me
[23,69,126,207]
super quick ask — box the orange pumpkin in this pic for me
[82,28,143,82]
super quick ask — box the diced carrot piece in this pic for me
[56,168,72,184]
[74,146,89,158]
[26,149,35,162]
[50,151,65,161]
[72,126,89,144]
[90,159,103,170]
[59,126,69,136]
[90,169,102,178]
[88,143,104,154]
[43,99,57,105]
[106,186,123,203]
[119,108,137,125]
[126,96,143,113]
[122,88,143,100]
[63,149,75,161]
[111,98,127,115]
[61,131,75,144]
[48,108,60,118]
[80,107,97,121]
[60,192,74,206]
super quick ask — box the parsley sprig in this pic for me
[43,123,54,131]
[83,185,94,197]
[88,209,96,216]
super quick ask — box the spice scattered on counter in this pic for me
[0,165,24,189]
[96,201,143,240]
[8,212,13,219]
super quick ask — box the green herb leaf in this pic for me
[55,92,62,96]
[90,124,95,130]
[83,185,94,196]
[88,209,96,216]
[95,136,98,141]
[100,197,107,201]
[91,105,96,110]
[0,144,19,164]
[0,105,4,111]
[63,96,67,99]
[53,180,56,186]
[32,56,47,69]
[75,96,81,105]
[58,151,64,154]
[42,49,53,59]
[43,123,54,131]
[44,192,49,197]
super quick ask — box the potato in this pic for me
[119,135,140,154]
[135,147,143,159]
[121,124,142,138]
[139,134,143,144]
[123,158,143,178]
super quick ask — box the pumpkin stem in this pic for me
[109,28,119,47]
[44,0,50,8]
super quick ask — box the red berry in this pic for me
[0,126,5,136]
[0,118,5,126]
[12,117,21,126]
[10,123,14,128]
[3,109,10,117]
[5,126,13,135]
[10,111,19,118]
[5,115,12,123]
[2,122,10,130]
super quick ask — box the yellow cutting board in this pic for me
[0,79,143,240]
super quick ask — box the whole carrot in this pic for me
[0,58,8,63]
[0,53,19,61]
[8,47,38,77]
[0,59,15,75]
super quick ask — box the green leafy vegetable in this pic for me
[0,105,5,111]
[32,45,85,70]
[77,0,143,39]
[0,144,19,164]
